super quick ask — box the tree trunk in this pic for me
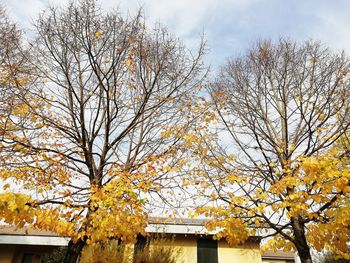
[64,239,86,263]
[291,217,313,263]
[297,248,313,263]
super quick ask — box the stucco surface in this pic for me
[155,235,262,263]
[218,240,262,263]
[161,235,197,263]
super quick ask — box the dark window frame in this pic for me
[21,253,34,263]
[197,237,218,263]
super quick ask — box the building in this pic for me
[261,251,296,263]
[0,219,296,263]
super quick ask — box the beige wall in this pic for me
[0,245,15,263]
[171,235,197,263]
[218,240,262,263]
[158,235,262,263]
[0,235,263,263]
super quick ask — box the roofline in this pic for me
[262,256,295,260]
[0,235,70,246]
[0,220,262,246]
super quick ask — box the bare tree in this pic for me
[192,39,350,263]
[0,5,30,138]
[0,5,21,81]
[0,1,206,262]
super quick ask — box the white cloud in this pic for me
[309,3,350,52]
[3,0,350,67]
[3,0,44,30]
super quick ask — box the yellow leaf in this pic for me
[125,59,132,67]
[95,31,103,39]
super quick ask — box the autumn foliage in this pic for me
[181,40,350,263]
[0,2,349,263]
[0,1,205,262]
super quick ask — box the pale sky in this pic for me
[3,0,350,69]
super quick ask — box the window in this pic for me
[134,234,147,252]
[197,238,218,263]
[133,234,148,263]
[21,254,34,263]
